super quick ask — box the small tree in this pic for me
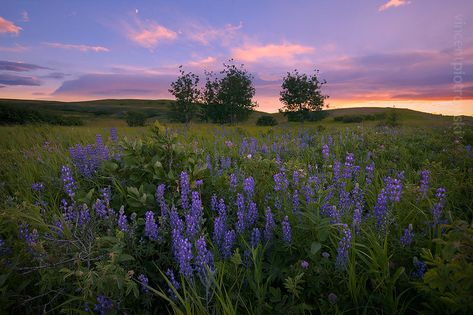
[256,115,278,126]
[385,108,399,126]
[218,61,256,123]
[279,69,328,121]
[168,66,201,124]
[200,70,221,123]
[199,61,256,124]
[125,111,146,126]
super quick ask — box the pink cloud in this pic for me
[321,43,337,52]
[188,56,217,67]
[0,16,22,35]
[0,44,28,52]
[232,43,314,63]
[187,22,242,45]
[53,73,174,98]
[108,63,185,77]
[379,0,411,11]
[127,20,177,49]
[44,42,110,52]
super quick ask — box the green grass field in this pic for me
[1,103,473,314]
[2,98,472,127]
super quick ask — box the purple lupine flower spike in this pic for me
[61,165,76,199]
[343,153,355,179]
[236,193,246,234]
[264,207,276,243]
[229,173,237,191]
[244,176,255,198]
[282,216,292,244]
[222,229,236,259]
[432,187,447,224]
[250,227,261,248]
[165,269,181,299]
[117,206,128,232]
[335,224,352,269]
[419,170,430,199]
[144,211,158,240]
[322,144,330,160]
[94,295,113,315]
[110,127,118,142]
[138,274,149,293]
[400,224,414,246]
[195,235,214,275]
[180,171,190,210]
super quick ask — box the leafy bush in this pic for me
[256,115,278,126]
[417,220,473,313]
[342,115,363,123]
[306,110,329,122]
[125,111,147,126]
[334,113,386,123]
[385,108,399,126]
[285,109,328,122]
[0,105,83,125]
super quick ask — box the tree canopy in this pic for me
[201,61,256,124]
[279,69,328,121]
[168,66,201,124]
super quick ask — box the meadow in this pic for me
[1,114,473,314]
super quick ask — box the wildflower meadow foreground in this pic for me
[1,123,473,314]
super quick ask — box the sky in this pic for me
[0,0,472,115]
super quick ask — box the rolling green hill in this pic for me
[1,98,471,127]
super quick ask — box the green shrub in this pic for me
[306,110,328,122]
[125,111,146,126]
[417,220,473,313]
[385,108,399,126]
[285,109,328,122]
[0,105,83,125]
[333,113,387,124]
[256,115,278,126]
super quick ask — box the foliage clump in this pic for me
[200,60,256,124]
[256,115,278,126]
[125,111,146,126]
[279,69,328,122]
[0,104,83,125]
[168,66,201,124]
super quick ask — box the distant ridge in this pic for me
[1,98,472,126]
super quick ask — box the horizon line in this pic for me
[1,97,472,118]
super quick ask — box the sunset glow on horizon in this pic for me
[1,0,472,116]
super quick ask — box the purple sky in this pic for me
[1,0,472,115]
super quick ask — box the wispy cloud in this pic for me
[43,42,110,52]
[42,72,70,79]
[109,64,178,76]
[0,44,28,52]
[379,0,411,11]
[0,16,22,35]
[126,19,177,49]
[188,56,217,67]
[232,43,314,63]
[0,73,41,86]
[187,22,242,45]
[20,11,29,22]
[0,60,50,71]
[318,48,473,101]
[53,73,174,98]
